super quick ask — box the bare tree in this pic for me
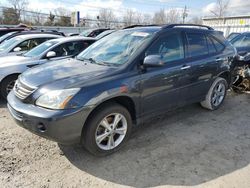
[2,8,20,24]
[142,13,152,25]
[98,8,116,28]
[123,9,135,27]
[82,14,92,27]
[134,12,144,25]
[7,0,29,22]
[54,8,72,26]
[166,9,181,24]
[210,0,229,18]
[33,10,43,25]
[44,12,55,26]
[153,9,166,24]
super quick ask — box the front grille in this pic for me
[14,79,37,100]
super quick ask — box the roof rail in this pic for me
[123,24,161,29]
[163,24,214,30]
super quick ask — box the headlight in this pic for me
[36,88,80,110]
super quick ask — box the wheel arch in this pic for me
[0,73,20,98]
[81,95,137,141]
[0,73,20,89]
[0,73,20,83]
[217,71,231,86]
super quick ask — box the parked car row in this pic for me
[1,24,249,156]
[0,36,96,98]
[0,26,116,98]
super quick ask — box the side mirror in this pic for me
[13,47,22,52]
[143,55,164,67]
[46,51,56,59]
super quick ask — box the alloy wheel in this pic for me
[212,82,226,107]
[95,113,128,151]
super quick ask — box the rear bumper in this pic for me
[7,91,92,145]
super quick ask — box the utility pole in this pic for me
[182,5,188,24]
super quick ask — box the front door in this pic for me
[140,31,190,118]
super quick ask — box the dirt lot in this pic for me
[0,93,250,188]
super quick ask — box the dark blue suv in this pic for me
[7,24,236,156]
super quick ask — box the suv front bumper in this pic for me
[7,91,92,145]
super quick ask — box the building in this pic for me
[202,15,250,36]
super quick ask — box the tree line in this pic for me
[0,0,229,28]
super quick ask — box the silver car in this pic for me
[0,34,61,57]
[0,36,96,98]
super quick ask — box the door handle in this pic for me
[181,65,191,70]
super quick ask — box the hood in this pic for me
[0,55,32,67]
[20,58,117,88]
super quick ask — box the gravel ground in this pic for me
[0,93,250,188]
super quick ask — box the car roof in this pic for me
[241,32,250,35]
[0,27,27,31]
[123,24,216,33]
[14,34,62,40]
[48,36,97,43]
[12,30,64,35]
[123,26,162,33]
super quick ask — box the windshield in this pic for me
[80,29,93,37]
[0,37,21,52]
[77,29,156,66]
[24,40,58,57]
[227,33,240,41]
[96,30,115,40]
[0,32,16,43]
[231,34,250,48]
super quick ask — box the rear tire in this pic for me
[201,77,228,110]
[0,75,18,99]
[82,103,132,156]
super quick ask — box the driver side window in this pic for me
[146,33,184,64]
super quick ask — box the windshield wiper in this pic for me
[77,57,113,66]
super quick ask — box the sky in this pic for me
[1,0,250,19]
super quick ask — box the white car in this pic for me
[0,34,61,57]
[0,36,96,98]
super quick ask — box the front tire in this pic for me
[82,103,132,156]
[201,77,228,110]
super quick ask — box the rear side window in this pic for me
[146,33,184,63]
[186,33,208,57]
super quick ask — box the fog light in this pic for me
[37,123,46,132]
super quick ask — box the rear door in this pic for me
[183,31,222,101]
